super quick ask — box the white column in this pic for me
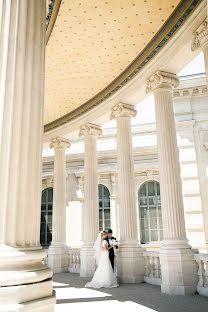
[79,123,102,277]
[0,1,55,310]
[146,71,198,295]
[191,20,208,250]
[111,103,144,283]
[48,137,70,273]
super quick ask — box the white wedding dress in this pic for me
[85,239,118,289]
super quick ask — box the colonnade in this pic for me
[0,2,207,310]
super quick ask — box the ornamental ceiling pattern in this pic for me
[44,0,199,129]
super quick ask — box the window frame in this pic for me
[138,181,163,244]
[98,184,111,232]
[40,187,53,247]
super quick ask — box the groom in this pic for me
[105,229,118,271]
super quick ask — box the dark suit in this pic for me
[105,236,118,271]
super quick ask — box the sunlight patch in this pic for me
[55,287,112,300]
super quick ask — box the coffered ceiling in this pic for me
[44,0,200,130]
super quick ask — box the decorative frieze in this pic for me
[146,71,179,93]
[191,19,208,51]
[173,85,208,97]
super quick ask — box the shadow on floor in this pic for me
[53,273,208,312]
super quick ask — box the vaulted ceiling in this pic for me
[44,0,201,131]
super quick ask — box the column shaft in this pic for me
[48,137,70,273]
[0,0,55,309]
[154,88,186,242]
[79,123,101,277]
[111,103,144,283]
[146,71,198,295]
[117,116,138,242]
[83,134,99,243]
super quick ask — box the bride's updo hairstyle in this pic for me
[101,231,107,239]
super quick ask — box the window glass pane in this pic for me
[99,210,102,219]
[48,204,52,211]
[41,212,46,222]
[40,188,53,246]
[149,206,157,217]
[150,217,157,229]
[105,220,111,229]
[150,230,158,241]
[104,200,110,207]
[47,233,52,244]
[139,184,146,197]
[98,185,102,198]
[104,209,110,219]
[156,183,160,196]
[99,221,103,231]
[157,197,161,205]
[41,204,46,211]
[148,198,155,205]
[140,207,148,218]
[40,223,45,234]
[104,187,110,197]
[47,223,52,232]
[141,230,149,243]
[40,234,45,245]
[148,182,155,196]
[99,200,103,208]
[42,191,46,203]
[140,198,147,205]
[48,189,53,202]
[140,218,148,229]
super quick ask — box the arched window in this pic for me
[40,187,53,247]
[98,184,111,231]
[138,181,163,244]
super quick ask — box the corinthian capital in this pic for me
[191,19,208,51]
[50,137,71,149]
[110,103,137,120]
[146,71,179,93]
[79,123,102,137]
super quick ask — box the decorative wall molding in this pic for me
[191,18,208,51]
[174,85,208,97]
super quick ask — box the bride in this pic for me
[85,231,119,288]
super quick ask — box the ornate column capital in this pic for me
[50,137,71,149]
[79,122,102,137]
[146,71,179,93]
[191,19,208,51]
[110,103,137,120]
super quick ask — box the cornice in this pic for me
[44,0,202,133]
[46,0,62,44]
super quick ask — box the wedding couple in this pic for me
[85,229,119,288]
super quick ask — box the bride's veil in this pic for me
[93,232,102,266]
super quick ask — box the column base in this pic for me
[160,241,198,295]
[0,291,56,312]
[0,246,55,310]
[80,243,95,278]
[48,243,68,273]
[117,241,145,283]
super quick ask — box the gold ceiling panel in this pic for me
[44,0,200,129]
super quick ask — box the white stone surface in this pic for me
[0,0,55,309]
[147,71,198,295]
[79,123,102,277]
[48,137,70,273]
[111,103,145,283]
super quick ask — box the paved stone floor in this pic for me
[53,273,208,312]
